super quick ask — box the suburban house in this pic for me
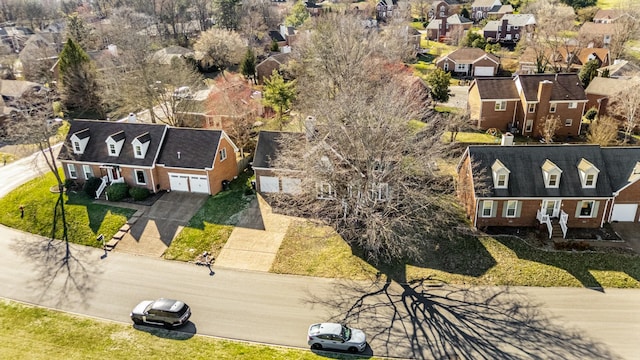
[252,130,305,194]
[592,9,630,23]
[256,53,292,84]
[376,0,398,20]
[457,144,640,239]
[471,0,502,22]
[58,120,239,196]
[584,76,631,117]
[597,59,640,79]
[486,4,513,19]
[467,73,588,138]
[435,47,500,77]
[268,30,288,49]
[429,0,453,21]
[426,14,473,42]
[518,46,609,74]
[482,13,535,43]
[579,22,615,48]
[151,45,194,65]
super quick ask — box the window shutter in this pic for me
[575,201,583,217]
[516,201,522,217]
[492,201,498,217]
[502,201,507,217]
[592,201,600,218]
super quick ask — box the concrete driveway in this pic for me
[115,191,208,257]
[610,222,640,254]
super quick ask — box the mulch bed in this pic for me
[118,190,166,206]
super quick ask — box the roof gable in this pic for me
[156,127,224,169]
[472,77,519,100]
[515,73,587,102]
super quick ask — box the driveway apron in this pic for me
[116,191,208,257]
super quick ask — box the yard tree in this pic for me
[285,0,310,27]
[273,14,459,266]
[194,28,245,73]
[610,79,640,143]
[586,116,619,145]
[240,47,257,84]
[213,0,241,30]
[426,68,451,105]
[538,114,562,143]
[411,0,430,22]
[65,12,95,51]
[263,70,296,129]
[607,3,640,61]
[58,38,104,117]
[579,59,599,88]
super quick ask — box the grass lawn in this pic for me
[0,299,368,360]
[164,170,255,262]
[0,170,134,247]
[443,131,500,143]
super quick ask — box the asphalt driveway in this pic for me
[116,191,208,257]
[610,222,640,254]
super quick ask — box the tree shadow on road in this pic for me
[305,279,620,360]
[9,233,99,309]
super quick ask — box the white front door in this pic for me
[542,199,561,218]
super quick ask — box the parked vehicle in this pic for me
[130,298,191,329]
[307,323,367,353]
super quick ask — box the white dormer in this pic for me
[132,132,151,159]
[629,162,640,183]
[70,128,90,155]
[541,159,562,188]
[491,159,510,189]
[577,158,600,188]
[105,131,126,157]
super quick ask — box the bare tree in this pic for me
[609,1,640,61]
[610,79,640,143]
[538,114,562,143]
[447,112,471,142]
[273,14,458,265]
[586,116,619,145]
[194,28,246,73]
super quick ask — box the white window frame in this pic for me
[528,103,536,113]
[67,164,77,179]
[525,120,534,132]
[585,173,595,187]
[495,101,507,111]
[481,200,493,217]
[455,63,467,71]
[219,148,227,161]
[568,102,577,109]
[109,143,117,156]
[316,182,334,199]
[565,118,573,127]
[497,174,507,188]
[549,103,557,113]
[506,200,518,218]
[370,183,389,202]
[73,141,81,153]
[135,145,142,157]
[579,200,595,218]
[82,165,92,179]
[548,173,559,187]
[134,169,146,185]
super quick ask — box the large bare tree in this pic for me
[272,14,459,265]
[586,116,619,145]
[610,79,640,143]
[194,28,246,73]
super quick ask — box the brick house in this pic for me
[482,13,535,43]
[435,47,500,77]
[426,14,473,42]
[457,144,640,238]
[471,0,502,22]
[583,76,632,117]
[256,53,292,85]
[468,73,587,138]
[579,22,615,48]
[252,130,305,194]
[593,9,631,23]
[58,120,239,196]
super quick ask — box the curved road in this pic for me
[0,148,639,359]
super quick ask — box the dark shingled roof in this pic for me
[253,131,305,169]
[516,73,587,102]
[601,147,640,190]
[109,130,126,142]
[156,128,222,169]
[58,120,166,167]
[136,132,151,144]
[468,145,613,198]
[473,78,520,100]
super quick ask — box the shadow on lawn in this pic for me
[66,192,135,235]
[494,236,640,289]
[305,279,619,360]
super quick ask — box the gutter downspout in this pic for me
[602,198,611,227]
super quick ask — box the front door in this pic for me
[542,199,561,218]
[105,166,121,182]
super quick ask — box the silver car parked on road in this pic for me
[308,322,367,353]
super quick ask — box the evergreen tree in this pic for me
[263,70,296,129]
[240,47,257,84]
[285,0,310,27]
[58,38,103,117]
[426,68,451,105]
[579,59,600,88]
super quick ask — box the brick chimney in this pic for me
[537,80,553,104]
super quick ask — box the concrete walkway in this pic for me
[215,195,294,271]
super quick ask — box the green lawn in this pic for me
[164,170,255,261]
[443,131,500,143]
[0,170,134,247]
[0,299,369,360]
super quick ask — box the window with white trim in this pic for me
[565,118,573,127]
[525,120,533,132]
[67,164,77,179]
[497,174,507,187]
[135,169,146,185]
[370,183,389,201]
[82,165,92,179]
[528,103,536,113]
[481,200,493,217]
[455,63,467,71]
[219,148,227,161]
[579,200,595,217]
[506,200,518,218]
[109,143,117,155]
[73,141,81,152]
[135,145,142,157]
[316,182,334,199]
[568,102,577,109]
[495,101,507,111]
[548,174,558,187]
[585,174,595,187]
[549,103,557,113]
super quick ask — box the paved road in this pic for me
[0,144,61,198]
[1,226,639,359]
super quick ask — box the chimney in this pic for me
[501,132,514,146]
[177,151,181,159]
[128,113,137,123]
[537,80,553,103]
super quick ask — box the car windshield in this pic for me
[342,325,351,341]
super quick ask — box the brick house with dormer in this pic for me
[483,13,536,43]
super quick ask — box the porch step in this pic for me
[551,222,564,239]
[112,230,127,240]
[105,238,119,250]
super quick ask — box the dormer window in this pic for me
[70,128,90,155]
[577,158,599,188]
[541,159,562,188]
[491,159,510,189]
[132,132,151,159]
[105,130,125,157]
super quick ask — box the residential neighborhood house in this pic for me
[436,47,500,77]
[482,13,535,43]
[426,14,473,42]
[471,0,502,22]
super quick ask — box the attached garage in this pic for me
[474,66,495,76]
[189,175,209,194]
[169,173,210,194]
[259,176,280,193]
[611,204,638,222]
[169,174,189,192]
[281,178,301,194]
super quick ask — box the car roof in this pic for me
[309,323,342,336]
[151,298,185,312]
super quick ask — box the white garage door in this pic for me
[474,66,494,76]
[169,174,189,192]
[259,176,279,193]
[281,178,301,194]
[611,204,638,222]
[189,175,209,194]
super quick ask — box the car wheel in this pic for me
[132,318,143,325]
[311,343,322,350]
[348,346,358,353]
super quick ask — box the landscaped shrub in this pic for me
[129,187,150,201]
[83,177,103,198]
[554,241,593,251]
[63,179,77,193]
[584,107,598,121]
[106,183,129,202]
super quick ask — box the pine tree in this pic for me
[240,47,257,84]
[58,38,103,117]
[262,70,296,129]
[426,68,451,105]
